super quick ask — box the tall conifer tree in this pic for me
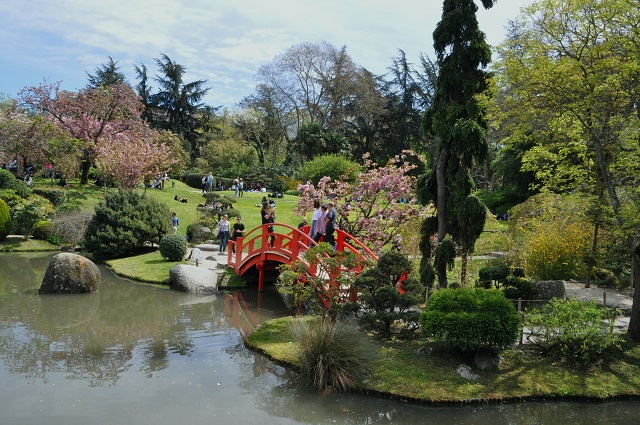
[418,0,495,288]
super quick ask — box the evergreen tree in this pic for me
[417,0,495,288]
[86,57,127,88]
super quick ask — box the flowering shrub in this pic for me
[295,152,424,254]
[524,221,590,280]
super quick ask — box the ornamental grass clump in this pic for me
[525,298,623,363]
[289,318,378,392]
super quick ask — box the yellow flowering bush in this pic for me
[524,221,590,280]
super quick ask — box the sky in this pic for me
[0,0,532,109]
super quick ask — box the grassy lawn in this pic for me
[247,316,640,403]
[0,235,60,252]
[104,249,182,284]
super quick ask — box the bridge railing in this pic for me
[227,223,379,291]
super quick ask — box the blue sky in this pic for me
[0,0,531,109]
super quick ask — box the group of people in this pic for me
[171,196,339,256]
[216,214,245,254]
[201,173,215,193]
[309,200,338,247]
[233,177,244,197]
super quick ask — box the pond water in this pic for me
[1,252,638,425]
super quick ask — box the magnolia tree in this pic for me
[19,80,146,184]
[295,152,422,254]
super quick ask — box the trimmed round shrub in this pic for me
[285,189,300,196]
[32,220,54,240]
[0,198,11,240]
[159,234,187,261]
[421,288,519,353]
[84,190,169,260]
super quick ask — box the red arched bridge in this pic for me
[225,223,379,290]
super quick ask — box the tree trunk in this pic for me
[627,236,640,340]
[80,160,90,185]
[460,251,468,286]
[592,138,622,225]
[436,148,448,288]
[585,223,599,289]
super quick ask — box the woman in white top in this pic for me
[217,214,231,254]
[310,199,322,238]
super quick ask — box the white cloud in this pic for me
[0,0,531,106]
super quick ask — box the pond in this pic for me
[0,252,638,424]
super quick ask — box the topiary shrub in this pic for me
[289,317,378,391]
[32,188,67,206]
[32,220,54,240]
[525,298,622,363]
[421,288,520,353]
[478,264,510,288]
[351,251,424,338]
[84,190,169,260]
[0,198,11,240]
[159,234,187,261]
[285,189,300,196]
[502,276,537,301]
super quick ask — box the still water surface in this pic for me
[0,252,638,424]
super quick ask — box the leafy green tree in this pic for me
[84,190,169,260]
[417,0,495,288]
[298,154,360,186]
[491,0,640,339]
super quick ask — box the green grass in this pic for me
[0,235,60,252]
[105,249,182,284]
[247,316,640,402]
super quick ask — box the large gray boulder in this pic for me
[39,253,101,294]
[170,264,217,294]
[534,280,566,301]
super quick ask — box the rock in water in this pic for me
[40,253,101,294]
[170,264,217,294]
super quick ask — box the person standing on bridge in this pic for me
[324,201,338,249]
[310,199,321,239]
[313,204,327,243]
[231,216,245,254]
[261,201,276,247]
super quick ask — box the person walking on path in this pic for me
[171,212,179,234]
[231,216,245,254]
[324,201,338,248]
[217,214,231,254]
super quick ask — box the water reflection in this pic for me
[0,252,638,425]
